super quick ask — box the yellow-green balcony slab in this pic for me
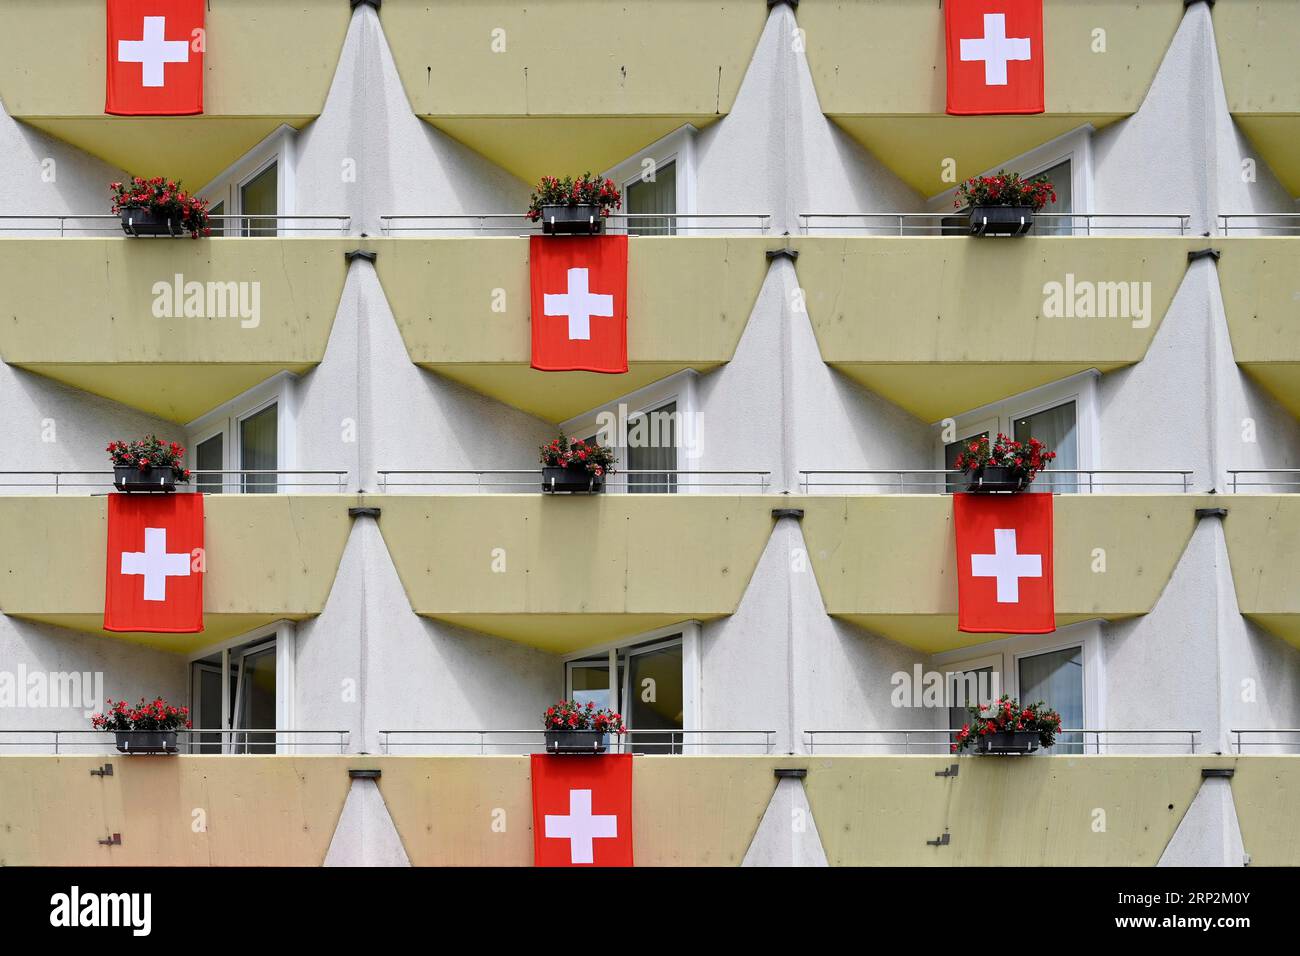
[798,494,1209,653]
[0,238,350,422]
[793,237,1200,421]
[371,237,771,422]
[380,0,767,183]
[364,494,779,652]
[0,495,354,652]
[5,755,1292,866]
[1222,496,1300,650]
[0,1,351,187]
[1217,239,1300,417]
[1215,2,1300,196]
[800,0,1185,196]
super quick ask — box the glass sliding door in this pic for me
[239,403,277,493]
[626,401,677,493]
[624,642,684,754]
[231,641,277,754]
[240,163,277,236]
[625,161,675,236]
[1018,645,1084,754]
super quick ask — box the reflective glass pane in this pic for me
[240,404,277,494]
[195,433,223,494]
[1018,646,1084,754]
[627,644,683,754]
[240,163,277,236]
[1013,401,1076,493]
[627,401,677,493]
[626,161,675,236]
[235,645,277,754]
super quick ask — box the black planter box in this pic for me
[540,203,603,235]
[966,465,1028,493]
[119,206,183,238]
[545,730,610,754]
[968,205,1035,237]
[114,730,179,754]
[542,465,605,494]
[976,731,1041,755]
[113,465,178,493]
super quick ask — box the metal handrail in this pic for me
[798,469,1194,493]
[1227,469,1300,492]
[0,729,350,754]
[0,470,349,493]
[799,212,1192,236]
[0,215,351,236]
[1219,214,1300,235]
[379,729,777,755]
[378,213,771,236]
[377,469,772,492]
[1231,729,1300,753]
[804,729,1201,754]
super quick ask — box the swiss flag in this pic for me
[954,493,1054,634]
[105,0,204,116]
[530,235,628,374]
[531,754,633,867]
[104,493,204,633]
[945,0,1044,115]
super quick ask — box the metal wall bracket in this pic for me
[1187,248,1220,263]
[1184,0,1214,8]
[98,833,122,846]
[349,769,382,779]
[774,768,807,779]
[1195,507,1228,520]
[926,832,950,847]
[348,506,381,519]
[90,763,114,777]
[765,247,799,262]
[767,0,799,9]
[351,0,381,11]
[1202,767,1234,778]
[771,508,804,520]
[344,249,377,263]
[934,764,959,778]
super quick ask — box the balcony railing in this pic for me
[798,212,1192,237]
[377,469,772,493]
[0,729,350,755]
[1219,214,1300,236]
[379,729,777,755]
[1231,730,1300,754]
[378,213,771,237]
[804,729,1202,755]
[0,215,351,236]
[0,470,350,494]
[1228,469,1300,493]
[798,469,1195,494]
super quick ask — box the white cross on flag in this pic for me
[945,0,1044,115]
[531,753,633,866]
[105,0,205,116]
[530,235,628,373]
[954,492,1054,634]
[104,493,204,633]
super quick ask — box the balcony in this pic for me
[378,0,769,182]
[1221,495,1300,649]
[1217,237,1300,417]
[791,236,1202,420]
[0,494,353,649]
[2,753,1292,866]
[0,236,352,422]
[369,235,772,421]
[0,0,351,186]
[799,0,1185,195]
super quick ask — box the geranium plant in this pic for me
[952,433,1056,485]
[539,434,617,478]
[952,694,1062,753]
[110,176,212,238]
[90,697,193,733]
[544,699,626,735]
[107,435,191,482]
[526,172,622,221]
[955,169,1056,211]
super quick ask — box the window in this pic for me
[208,200,225,237]
[239,162,278,236]
[197,126,295,237]
[239,403,278,493]
[602,125,696,235]
[937,371,1096,494]
[625,161,676,236]
[934,622,1101,754]
[1031,159,1072,236]
[187,373,294,494]
[189,624,294,754]
[194,433,224,494]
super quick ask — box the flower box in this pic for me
[114,730,179,755]
[542,464,606,494]
[113,464,178,493]
[967,205,1035,237]
[545,730,610,755]
[975,731,1040,755]
[118,206,183,238]
[966,465,1029,494]
[540,203,603,235]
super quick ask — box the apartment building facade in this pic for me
[0,0,1297,867]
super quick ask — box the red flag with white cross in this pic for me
[104,493,204,633]
[529,235,628,374]
[105,0,204,116]
[954,493,1054,634]
[945,0,1044,115]
[531,754,633,867]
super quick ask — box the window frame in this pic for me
[185,371,298,493]
[186,621,297,754]
[600,125,698,235]
[196,124,297,236]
